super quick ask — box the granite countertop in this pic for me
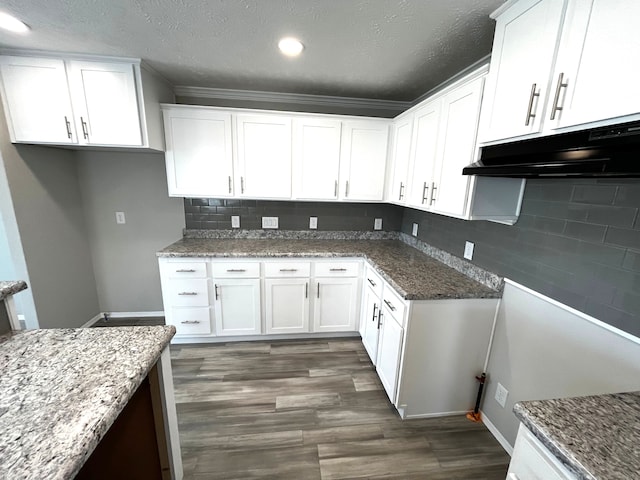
[0,280,27,301]
[158,237,500,300]
[514,392,640,480]
[0,325,175,480]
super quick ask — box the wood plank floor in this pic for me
[171,338,510,480]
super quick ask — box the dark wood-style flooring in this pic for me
[171,338,510,480]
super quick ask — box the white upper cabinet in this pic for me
[292,118,342,200]
[0,56,76,144]
[388,115,413,204]
[547,0,640,130]
[163,106,234,197]
[236,114,292,199]
[339,120,389,201]
[479,0,567,143]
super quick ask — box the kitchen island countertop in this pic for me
[158,237,501,301]
[514,391,640,480]
[0,325,175,480]
[0,280,27,301]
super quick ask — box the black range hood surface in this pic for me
[464,121,640,178]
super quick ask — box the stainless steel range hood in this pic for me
[463,121,640,178]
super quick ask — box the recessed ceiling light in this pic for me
[278,37,304,57]
[0,12,29,34]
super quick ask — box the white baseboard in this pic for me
[170,331,359,344]
[81,313,104,328]
[481,410,513,456]
[106,311,165,318]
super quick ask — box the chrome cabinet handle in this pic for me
[64,116,72,139]
[430,182,437,206]
[422,182,429,204]
[178,292,198,296]
[305,282,308,298]
[334,180,338,197]
[383,299,396,311]
[180,320,201,324]
[377,311,383,329]
[398,182,404,201]
[317,282,320,298]
[226,269,246,272]
[550,72,568,121]
[345,180,349,197]
[372,303,378,322]
[367,278,376,287]
[240,176,245,194]
[176,269,196,273]
[279,268,298,272]
[525,83,540,126]
[214,284,219,300]
[228,176,232,194]
[330,268,347,272]
[80,116,89,139]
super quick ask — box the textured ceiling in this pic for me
[0,0,504,102]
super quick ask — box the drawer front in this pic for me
[315,261,360,277]
[382,284,406,325]
[166,278,210,307]
[212,261,260,278]
[264,261,311,278]
[364,265,384,298]
[160,260,207,279]
[169,307,212,336]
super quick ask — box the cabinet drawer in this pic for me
[364,265,384,298]
[315,261,360,277]
[264,261,311,278]
[166,279,210,307]
[169,307,212,336]
[382,284,406,325]
[212,262,260,278]
[160,260,207,279]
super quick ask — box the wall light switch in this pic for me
[309,217,318,229]
[374,218,383,230]
[412,223,418,236]
[231,215,240,228]
[262,216,279,229]
[115,212,126,224]
[495,383,509,408]
[464,241,474,260]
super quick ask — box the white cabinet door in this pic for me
[431,77,484,217]
[313,278,359,332]
[548,0,640,130]
[163,107,234,197]
[376,308,404,403]
[236,114,292,199]
[360,285,381,365]
[213,279,262,336]
[339,120,389,201]
[265,278,310,334]
[292,118,342,200]
[67,61,142,146]
[0,56,76,144]
[388,116,413,204]
[406,100,441,209]
[480,0,567,142]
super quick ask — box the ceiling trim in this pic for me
[173,86,413,112]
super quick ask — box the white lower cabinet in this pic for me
[376,305,404,402]
[213,279,262,336]
[360,284,381,364]
[313,278,360,332]
[265,278,310,334]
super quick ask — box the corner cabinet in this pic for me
[0,54,171,149]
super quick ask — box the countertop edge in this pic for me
[0,281,28,302]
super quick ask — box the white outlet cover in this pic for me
[464,241,474,260]
[262,216,279,229]
[309,217,318,229]
[374,218,383,230]
[115,211,125,224]
[495,383,509,408]
[231,215,240,228]
[412,223,418,236]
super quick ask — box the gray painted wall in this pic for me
[402,178,640,337]
[0,106,100,328]
[76,151,184,313]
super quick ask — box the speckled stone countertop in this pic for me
[0,280,27,301]
[514,392,640,480]
[158,238,500,300]
[0,326,175,480]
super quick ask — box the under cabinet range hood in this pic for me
[463,121,640,178]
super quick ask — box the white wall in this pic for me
[482,280,640,450]
[76,151,184,313]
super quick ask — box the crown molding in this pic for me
[173,86,412,112]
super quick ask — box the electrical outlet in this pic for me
[262,216,279,229]
[231,215,240,228]
[495,383,509,408]
[412,223,418,236]
[464,241,474,260]
[374,218,383,230]
[115,212,126,224]
[309,217,318,229]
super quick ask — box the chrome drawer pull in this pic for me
[372,303,378,322]
[367,278,376,287]
[178,292,198,296]
[228,175,232,194]
[329,268,348,272]
[279,268,298,272]
[180,320,201,324]
[398,182,404,201]
[422,182,429,204]
[383,299,396,311]
[80,116,89,139]
[430,182,437,206]
[524,83,540,126]
[377,311,383,329]
[345,180,349,197]
[214,284,219,300]
[176,269,196,273]
[334,180,338,197]
[64,116,72,139]
[226,269,246,272]
[305,282,308,298]
[550,72,568,121]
